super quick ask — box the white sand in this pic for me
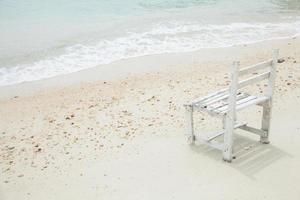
[1,37,300,199]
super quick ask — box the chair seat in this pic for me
[190,90,269,116]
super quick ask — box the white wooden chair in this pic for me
[184,50,279,162]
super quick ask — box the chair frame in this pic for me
[184,50,279,162]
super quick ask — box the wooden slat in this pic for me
[193,93,248,117]
[195,135,224,150]
[197,92,229,106]
[199,92,233,108]
[238,125,266,136]
[235,96,269,111]
[196,90,228,105]
[206,99,229,111]
[189,88,228,105]
[215,95,257,113]
[238,71,270,89]
[218,96,268,115]
[203,122,247,142]
[239,59,272,76]
[207,93,249,111]
[194,105,224,117]
[235,95,257,107]
[204,130,224,141]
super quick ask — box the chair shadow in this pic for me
[190,134,290,179]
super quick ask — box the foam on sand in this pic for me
[1,21,300,86]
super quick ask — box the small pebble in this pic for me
[277,58,285,63]
[8,146,15,150]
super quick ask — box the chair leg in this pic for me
[260,102,272,144]
[223,115,234,162]
[185,105,195,145]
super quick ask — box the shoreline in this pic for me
[1,36,300,199]
[0,36,298,100]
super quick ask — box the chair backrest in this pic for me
[226,50,279,118]
[235,49,279,98]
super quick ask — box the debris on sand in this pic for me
[278,58,285,63]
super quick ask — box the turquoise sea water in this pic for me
[1,0,300,85]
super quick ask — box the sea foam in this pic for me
[0,21,300,86]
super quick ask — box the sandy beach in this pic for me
[1,37,300,199]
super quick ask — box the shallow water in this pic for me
[1,0,300,86]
